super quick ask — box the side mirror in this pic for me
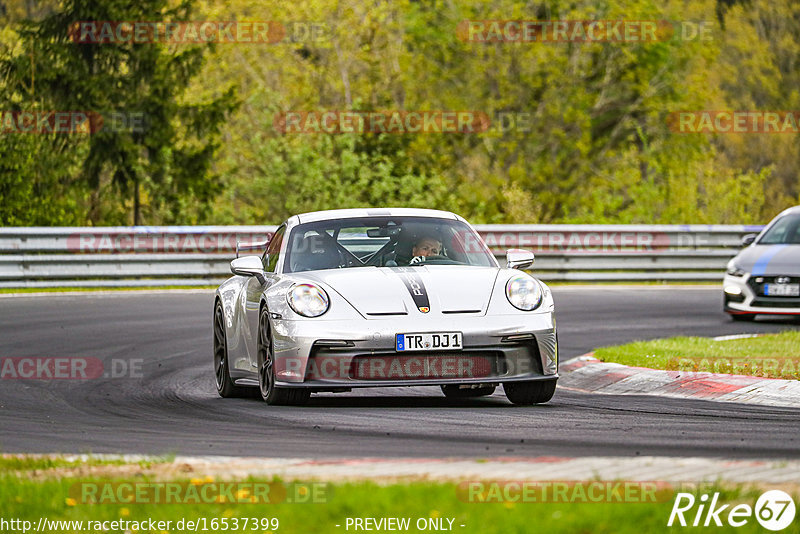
[230,255,266,283]
[506,249,535,270]
[236,240,268,258]
[741,234,757,247]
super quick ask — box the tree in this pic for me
[0,0,236,225]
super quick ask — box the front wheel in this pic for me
[503,379,557,405]
[213,301,249,398]
[729,313,756,322]
[258,307,310,406]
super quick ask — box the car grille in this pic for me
[349,352,499,380]
[305,342,542,381]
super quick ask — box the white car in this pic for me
[213,208,558,405]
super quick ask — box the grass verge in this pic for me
[595,331,800,379]
[1,467,793,534]
[546,281,718,287]
[0,454,171,472]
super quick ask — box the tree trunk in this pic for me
[133,176,140,226]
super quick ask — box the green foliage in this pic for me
[217,130,455,223]
[1,0,799,225]
[0,129,87,225]
[0,0,236,225]
[200,0,796,225]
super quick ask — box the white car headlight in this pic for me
[287,283,329,317]
[505,275,543,311]
[726,260,746,277]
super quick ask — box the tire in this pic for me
[213,301,250,398]
[441,385,496,398]
[730,313,756,322]
[257,307,310,406]
[503,379,557,405]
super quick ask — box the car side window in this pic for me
[789,227,800,244]
[263,226,285,272]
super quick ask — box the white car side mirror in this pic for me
[741,234,757,247]
[231,255,266,283]
[506,249,534,270]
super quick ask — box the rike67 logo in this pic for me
[668,490,796,531]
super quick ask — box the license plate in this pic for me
[764,283,800,297]
[396,332,462,351]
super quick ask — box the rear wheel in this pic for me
[258,307,310,406]
[503,379,557,405]
[441,385,496,398]
[213,301,249,398]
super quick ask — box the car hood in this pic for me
[733,244,800,276]
[298,266,500,317]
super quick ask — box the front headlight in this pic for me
[726,261,746,277]
[505,275,543,311]
[287,283,329,317]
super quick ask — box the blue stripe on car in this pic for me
[752,245,787,276]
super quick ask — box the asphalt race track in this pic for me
[1,287,798,459]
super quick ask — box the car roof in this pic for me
[294,208,461,224]
[777,205,800,217]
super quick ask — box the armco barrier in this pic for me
[0,224,764,288]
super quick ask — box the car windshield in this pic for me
[283,216,497,272]
[759,213,800,244]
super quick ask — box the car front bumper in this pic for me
[268,311,558,387]
[723,274,800,316]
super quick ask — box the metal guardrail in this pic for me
[0,224,764,287]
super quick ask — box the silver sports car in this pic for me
[213,208,557,405]
[724,206,800,320]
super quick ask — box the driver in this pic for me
[409,236,443,264]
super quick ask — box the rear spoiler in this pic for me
[236,240,268,258]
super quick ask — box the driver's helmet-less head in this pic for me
[411,236,443,258]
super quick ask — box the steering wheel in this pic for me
[413,255,462,265]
